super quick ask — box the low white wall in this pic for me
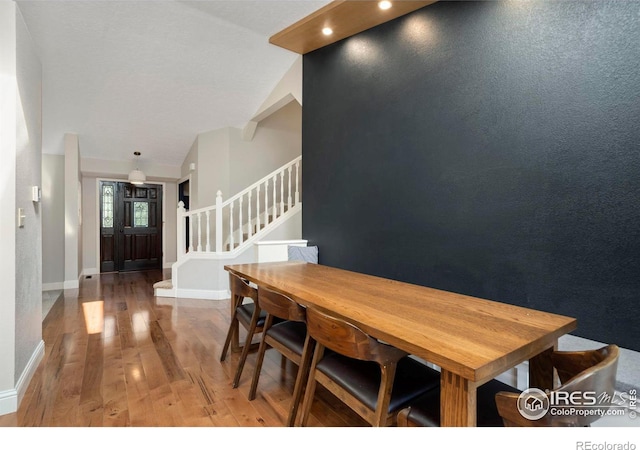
[172,207,302,299]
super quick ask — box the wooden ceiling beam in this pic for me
[269,1,437,55]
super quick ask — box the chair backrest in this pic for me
[553,344,619,426]
[305,307,406,365]
[229,273,257,301]
[257,286,306,323]
[496,344,620,427]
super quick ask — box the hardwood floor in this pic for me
[0,270,367,427]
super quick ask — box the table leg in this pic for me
[440,369,477,427]
[529,343,557,390]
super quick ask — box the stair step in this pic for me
[153,279,173,289]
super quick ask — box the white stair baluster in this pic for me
[189,212,195,252]
[247,190,252,238]
[197,212,203,252]
[264,179,269,225]
[287,165,292,210]
[205,210,211,252]
[255,185,260,234]
[239,196,243,245]
[280,171,285,215]
[272,176,277,219]
[229,202,234,250]
[215,190,222,253]
[295,160,300,205]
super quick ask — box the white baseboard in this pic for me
[163,262,174,269]
[42,282,64,291]
[0,339,44,416]
[155,287,176,297]
[0,388,17,416]
[63,279,79,289]
[82,268,98,276]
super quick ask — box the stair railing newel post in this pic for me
[215,190,222,254]
[177,201,186,257]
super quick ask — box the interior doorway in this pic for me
[99,181,163,272]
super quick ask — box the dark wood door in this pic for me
[100,181,163,272]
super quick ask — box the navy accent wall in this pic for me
[302,1,640,351]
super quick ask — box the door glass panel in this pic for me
[102,185,114,228]
[134,202,148,227]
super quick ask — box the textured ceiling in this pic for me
[17,0,328,167]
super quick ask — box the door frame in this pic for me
[95,177,168,273]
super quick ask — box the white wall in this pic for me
[15,3,43,390]
[42,154,65,288]
[0,2,44,415]
[229,100,301,196]
[197,127,230,208]
[185,101,302,212]
[180,138,199,208]
[0,1,19,408]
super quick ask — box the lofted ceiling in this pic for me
[16,0,329,167]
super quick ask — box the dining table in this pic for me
[224,261,577,426]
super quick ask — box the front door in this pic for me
[100,181,163,272]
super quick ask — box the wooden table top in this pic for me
[225,261,577,383]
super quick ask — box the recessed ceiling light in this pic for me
[322,27,333,36]
[379,1,392,10]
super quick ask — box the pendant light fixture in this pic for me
[128,151,146,185]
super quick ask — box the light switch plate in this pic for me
[18,208,25,227]
[32,186,41,202]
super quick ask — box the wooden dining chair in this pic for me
[297,307,441,427]
[246,286,313,426]
[495,344,619,427]
[220,273,266,387]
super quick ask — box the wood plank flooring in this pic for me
[0,270,367,427]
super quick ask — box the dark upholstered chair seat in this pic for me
[316,354,441,413]
[399,378,521,427]
[265,321,308,356]
[237,303,267,328]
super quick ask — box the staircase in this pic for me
[154,156,302,299]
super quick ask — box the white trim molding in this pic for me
[0,340,44,416]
